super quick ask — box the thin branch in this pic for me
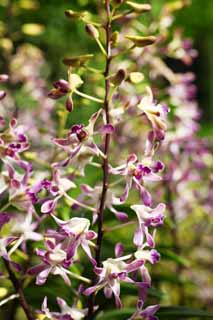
[87,1,112,318]
[3,259,34,320]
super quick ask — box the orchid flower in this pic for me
[8,209,43,255]
[28,238,73,286]
[0,118,29,160]
[137,87,168,140]
[131,204,165,247]
[110,154,164,206]
[84,256,144,308]
[51,215,97,264]
[53,109,105,167]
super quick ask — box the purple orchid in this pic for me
[130,301,160,320]
[8,209,43,255]
[0,118,29,160]
[53,109,105,167]
[84,255,144,308]
[51,215,97,264]
[28,168,76,214]
[28,238,73,286]
[110,154,164,206]
[131,203,165,247]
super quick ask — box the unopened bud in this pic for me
[53,79,70,93]
[65,10,86,19]
[125,35,157,47]
[126,1,151,13]
[66,95,73,112]
[111,69,126,86]
[112,0,124,6]
[85,24,99,39]
[111,31,119,46]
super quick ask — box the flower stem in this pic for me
[75,89,104,103]
[87,1,112,318]
[3,259,34,320]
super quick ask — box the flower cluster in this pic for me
[1,0,210,319]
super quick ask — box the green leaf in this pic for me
[159,249,190,267]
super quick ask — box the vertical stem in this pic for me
[87,1,112,318]
[3,260,34,320]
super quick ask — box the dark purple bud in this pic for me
[53,79,70,93]
[48,88,66,100]
[66,96,73,112]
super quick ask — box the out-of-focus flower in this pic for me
[8,209,43,255]
[75,184,128,223]
[40,296,88,320]
[0,118,29,160]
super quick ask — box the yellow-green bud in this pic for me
[126,2,151,13]
[125,35,157,47]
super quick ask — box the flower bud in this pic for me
[85,24,99,39]
[111,69,126,86]
[111,31,119,46]
[64,10,86,19]
[48,88,66,100]
[125,35,157,47]
[53,79,70,93]
[63,54,94,67]
[129,72,144,83]
[126,2,151,13]
[66,96,73,112]
[112,0,124,6]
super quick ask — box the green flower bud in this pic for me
[125,35,157,47]
[65,10,86,19]
[111,31,119,46]
[126,2,151,13]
